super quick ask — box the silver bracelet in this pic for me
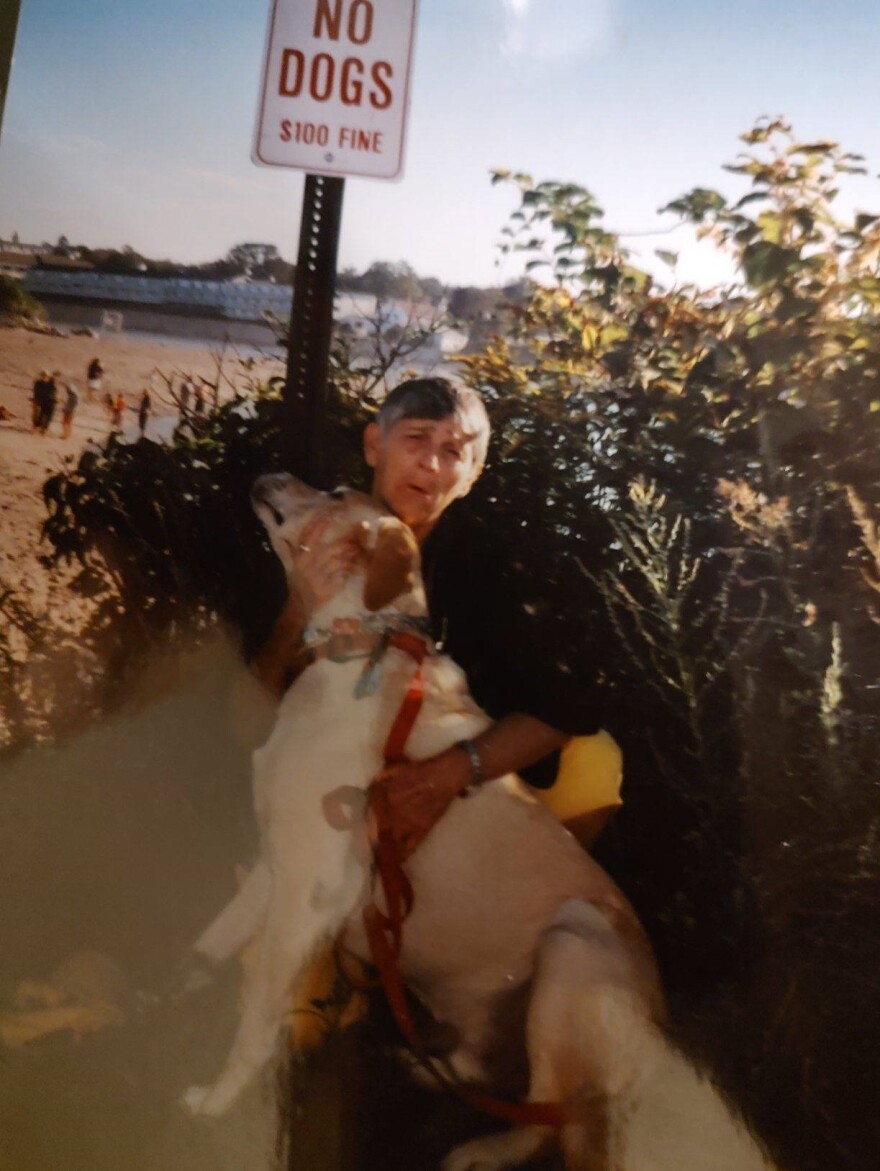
[456,738,485,789]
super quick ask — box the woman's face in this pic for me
[363,415,480,541]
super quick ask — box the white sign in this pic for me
[253,0,418,180]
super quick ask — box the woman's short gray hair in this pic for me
[377,378,490,469]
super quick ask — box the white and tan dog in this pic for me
[183,474,774,1171]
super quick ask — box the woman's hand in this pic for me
[292,516,364,612]
[251,517,367,699]
[373,748,472,860]
[368,715,571,859]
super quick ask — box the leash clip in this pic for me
[354,631,391,699]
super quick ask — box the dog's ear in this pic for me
[362,518,419,612]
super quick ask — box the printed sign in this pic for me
[253,0,418,180]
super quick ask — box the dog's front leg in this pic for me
[192,857,272,965]
[183,894,339,1116]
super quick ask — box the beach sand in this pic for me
[0,323,282,456]
[0,325,283,605]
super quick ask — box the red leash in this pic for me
[362,633,568,1129]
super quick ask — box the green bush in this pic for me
[0,272,44,321]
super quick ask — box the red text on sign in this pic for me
[338,126,383,152]
[278,121,384,154]
[313,0,374,45]
[279,120,330,145]
[279,50,392,109]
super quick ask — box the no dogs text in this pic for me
[278,0,396,110]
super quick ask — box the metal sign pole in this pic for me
[283,173,345,487]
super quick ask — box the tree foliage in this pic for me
[461,122,880,1171]
[337,259,445,305]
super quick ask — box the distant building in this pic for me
[0,235,44,258]
[0,236,49,278]
[22,269,292,321]
[34,254,95,273]
[0,248,38,279]
[334,292,441,337]
[16,264,462,358]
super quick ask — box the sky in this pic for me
[1,0,879,288]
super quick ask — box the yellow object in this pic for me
[534,730,624,826]
[287,942,369,1054]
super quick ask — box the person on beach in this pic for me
[110,392,125,432]
[37,373,60,435]
[61,382,79,439]
[179,376,193,417]
[86,357,104,403]
[31,370,52,432]
[137,388,151,437]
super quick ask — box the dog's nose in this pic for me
[251,473,294,507]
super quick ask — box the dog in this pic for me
[182,473,774,1171]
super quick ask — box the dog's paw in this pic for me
[182,1068,249,1117]
[181,1082,236,1117]
[442,1129,553,1171]
[441,1138,501,1171]
[440,1124,557,1171]
[182,1084,213,1115]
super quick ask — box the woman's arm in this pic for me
[377,713,570,857]
[250,592,308,699]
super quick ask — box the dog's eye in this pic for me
[328,487,348,501]
[271,506,285,526]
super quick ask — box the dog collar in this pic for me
[300,614,434,698]
[302,613,432,662]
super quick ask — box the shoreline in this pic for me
[0,322,283,443]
